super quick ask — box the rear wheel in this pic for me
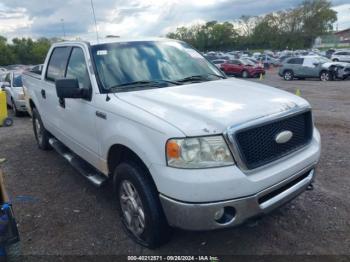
[283,70,294,81]
[113,162,171,248]
[242,70,249,78]
[32,108,51,150]
[320,71,331,81]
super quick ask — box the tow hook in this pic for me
[307,183,314,191]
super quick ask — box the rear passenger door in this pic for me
[56,46,100,169]
[43,46,72,131]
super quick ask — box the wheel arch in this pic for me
[107,144,153,181]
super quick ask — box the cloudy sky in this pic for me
[0,0,349,41]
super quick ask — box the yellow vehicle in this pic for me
[0,89,13,127]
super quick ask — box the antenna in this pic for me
[90,0,99,42]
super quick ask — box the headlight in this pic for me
[17,93,25,100]
[166,136,234,168]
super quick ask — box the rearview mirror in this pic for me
[55,78,89,99]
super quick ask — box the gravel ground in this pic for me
[0,70,349,258]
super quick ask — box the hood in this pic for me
[115,78,309,136]
[322,62,350,68]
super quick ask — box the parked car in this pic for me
[331,50,350,62]
[324,62,350,80]
[220,59,265,78]
[278,56,332,81]
[0,71,27,116]
[326,49,336,59]
[23,38,321,248]
[257,55,280,67]
[211,59,227,68]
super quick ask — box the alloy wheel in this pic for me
[119,180,145,238]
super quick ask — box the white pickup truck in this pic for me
[23,38,321,248]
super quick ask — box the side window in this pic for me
[66,47,91,90]
[296,58,304,65]
[288,58,303,65]
[287,58,296,64]
[46,47,71,81]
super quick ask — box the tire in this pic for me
[32,107,51,150]
[3,117,13,127]
[320,71,331,81]
[113,162,171,248]
[11,98,21,117]
[242,70,249,78]
[283,70,294,81]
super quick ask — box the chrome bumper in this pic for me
[160,166,315,231]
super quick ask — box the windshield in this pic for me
[13,74,23,87]
[241,59,255,66]
[91,41,223,92]
[314,56,331,64]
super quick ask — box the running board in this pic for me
[49,138,107,187]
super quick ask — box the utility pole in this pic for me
[61,18,66,39]
[90,0,99,42]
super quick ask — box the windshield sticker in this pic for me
[97,50,108,56]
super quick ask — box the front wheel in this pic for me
[113,162,171,248]
[32,108,51,150]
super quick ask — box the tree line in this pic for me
[167,0,337,51]
[0,36,53,66]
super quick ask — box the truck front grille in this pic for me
[234,111,313,170]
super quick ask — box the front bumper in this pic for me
[160,166,315,231]
[14,99,27,112]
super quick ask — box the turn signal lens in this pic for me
[166,140,180,159]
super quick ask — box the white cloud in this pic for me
[332,4,350,30]
[0,0,349,40]
[0,7,32,36]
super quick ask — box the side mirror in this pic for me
[1,82,10,89]
[313,62,319,67]
[55,78,88,99]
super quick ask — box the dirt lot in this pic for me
[0,70,349,257]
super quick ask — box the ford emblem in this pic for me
[275,130,293,144]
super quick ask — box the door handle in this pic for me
[41,89,46,99]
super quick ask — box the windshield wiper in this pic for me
[109,79,181,91]
[176,73,225,83]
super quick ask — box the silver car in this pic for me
[331,50,350,62]
[0,71,27,116]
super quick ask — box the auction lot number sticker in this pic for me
[128,255,219,261]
